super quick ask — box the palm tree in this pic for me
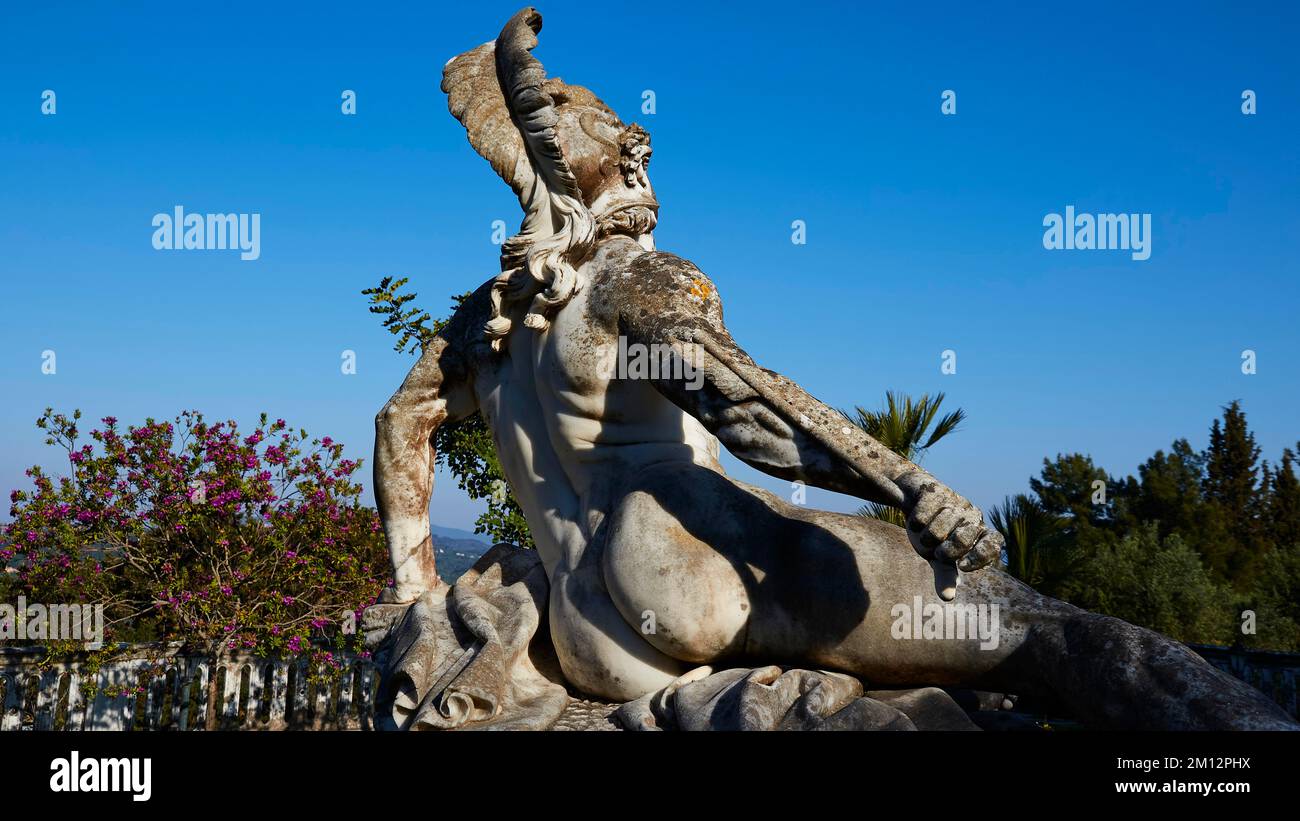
[989,494,1069,588]
[844,392,966,525]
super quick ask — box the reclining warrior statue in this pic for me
[369,7,1296,729]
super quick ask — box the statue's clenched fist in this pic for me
[897,471,1004,576]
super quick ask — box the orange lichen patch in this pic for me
[687,278,712,302]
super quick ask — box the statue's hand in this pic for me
[897,472,1004,574]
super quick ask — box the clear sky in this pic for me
[2,1,1297,531]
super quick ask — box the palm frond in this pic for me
[922,395,966,449]
[856,501,907,527]
[990,494,1068,584]
[842,391,967,464]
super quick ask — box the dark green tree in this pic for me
[1025,453,1120,563]
[1008,401,1299,650]
[1111,439,1236,569]
[1121,439,1206,537]
[1200,401,1265,587]
[1246,542,1300,651]
[1065,524,1234,645]
[1265,446,1300,549]
[1029,453,1111,524]
[1204,401,1262,520]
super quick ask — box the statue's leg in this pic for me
[547,563,691,702]
[602,463,1296,729]
[373,345,449,603]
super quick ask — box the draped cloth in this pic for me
[613,667,979,731]
[369,544,569,731]
[366,544,981,731]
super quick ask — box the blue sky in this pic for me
[2,1,1297,532]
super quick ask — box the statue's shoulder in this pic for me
[626,251,707,282]
[589,246,723,329]
[435,276,497,355]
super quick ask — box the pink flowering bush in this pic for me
[4,409,389,662]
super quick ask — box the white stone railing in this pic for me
[0,644,379,731]
[6,642,1293,729]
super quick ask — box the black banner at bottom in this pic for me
[0,730,1292,808]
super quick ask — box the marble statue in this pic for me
[363,7,1297,730]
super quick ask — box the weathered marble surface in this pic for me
[368,545,987,731]
[367,7,1299,731]
[366,543,1298,730]
[615,668,981,731]
[367,545,567,731]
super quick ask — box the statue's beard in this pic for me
[597,205,657,240]
[485,201,657,353]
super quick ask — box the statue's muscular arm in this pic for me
[374,283,489,603]
[606,252,1004,579]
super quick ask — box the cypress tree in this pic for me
[1202,401,1264,587]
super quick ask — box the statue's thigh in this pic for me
[602,463,1037,680]
[601,462,898,665]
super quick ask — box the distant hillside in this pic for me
[430,525,491,544]
[431,533,492,583]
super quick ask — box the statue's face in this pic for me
[553,103,657,225]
